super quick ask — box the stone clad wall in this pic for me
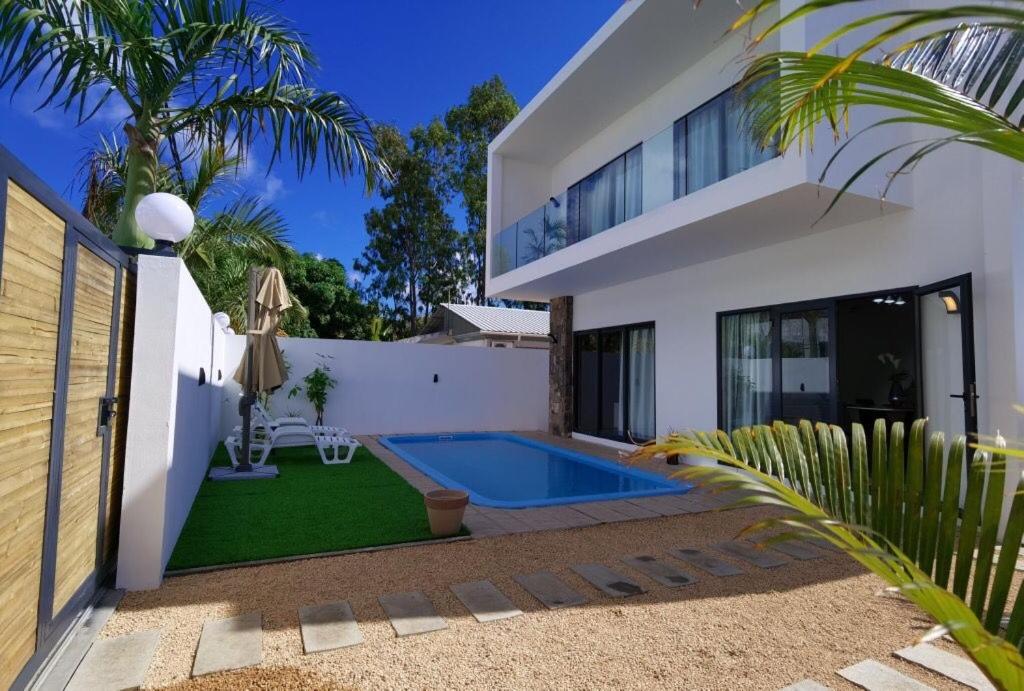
[548,296,574,436]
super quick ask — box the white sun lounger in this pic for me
[234,401,353,448]
[315,434,359,465]
[224,434,273,468]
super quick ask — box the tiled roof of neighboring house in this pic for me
[442,303,550,336]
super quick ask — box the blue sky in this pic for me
[0,0,620,276]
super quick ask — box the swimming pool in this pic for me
[379,433,688,509]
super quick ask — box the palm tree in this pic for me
[728,1,1024,216]
[0,0,388,247]
[82,137,298,330]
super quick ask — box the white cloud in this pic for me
[260,173,284,202]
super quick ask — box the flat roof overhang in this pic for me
[490,0,756,167]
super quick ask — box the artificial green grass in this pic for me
[167,444,463,571]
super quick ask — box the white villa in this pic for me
[485,0,1024,467]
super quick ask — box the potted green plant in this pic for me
[288,355,337,426]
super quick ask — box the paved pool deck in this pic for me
[361,431,741,537]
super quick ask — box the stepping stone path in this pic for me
[837,659,936,691]
[895,643,995,691]
[192,612,262,678]
[66,629,161,691]
[571,563,646,597]
[761,539,825,560]
[779,681,832,691]
[715,540,791,569]
[298,601,363,653]
[514,571,588,609]
[450,580,523,623]
[379,591,448,637]
[621,554,696,587]
[669,547,744,576]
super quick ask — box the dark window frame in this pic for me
[573,321,656,443]
[714,285,924,431]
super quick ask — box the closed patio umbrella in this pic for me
[230,267,292,477]
[234,267,291,392]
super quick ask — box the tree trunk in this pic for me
[408,278,418,336]
[113,122,160,249]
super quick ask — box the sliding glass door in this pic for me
[719,303,836,430]
[575,323,656,442]
[719,311,773,431]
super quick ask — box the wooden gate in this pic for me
[0,147,136,689]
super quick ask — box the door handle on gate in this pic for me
[98,396,117,433]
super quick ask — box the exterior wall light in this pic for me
[939,290,961,314]
[135,192,195,255]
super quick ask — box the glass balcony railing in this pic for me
[491,83,777,278]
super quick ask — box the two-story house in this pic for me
[485,0,1024,474]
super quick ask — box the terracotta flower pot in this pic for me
[424,489,469,537]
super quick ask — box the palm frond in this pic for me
[632,421,1024,689]
[173,84,389,192]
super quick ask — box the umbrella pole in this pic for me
[238,267,260,472]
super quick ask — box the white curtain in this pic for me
[686,99,723,193]
[624,146,642,221]
[628,327,656,440]
[721,311,772,431]
[725,91,774,177]
[580,157,624,239]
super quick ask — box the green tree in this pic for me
[285,252,374,339]
[1,0,387,247]
[354,125,463,337]
[442,76,519,303]
[731,1,1024,216]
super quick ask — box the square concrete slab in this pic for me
[760,539,825,560]
[895,644,995,691]
[669,548,745,576]
[66,629,161,691]
[837,659,935,690]
[715,541,791,568]
[514,571,588,609]
[379,592,448,636]
[450,580,523,623]
[298,601,363,653]
[571,563,646,597]
[192,612,262,678]
[621,555,696,587]
[780,680,832,691]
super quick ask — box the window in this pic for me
[575,323,655,441]
[681,85,778,196]
[719,310,773,431]
[578,155,625,240]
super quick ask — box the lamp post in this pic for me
[134,192,195,255]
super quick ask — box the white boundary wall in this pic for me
[117,257,226,590]
[116,258,547,590]
[219,336,548,436]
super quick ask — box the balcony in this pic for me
[491,85,779,279]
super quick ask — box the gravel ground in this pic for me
[106,506,973,690]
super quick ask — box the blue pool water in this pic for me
[379,433,688,509]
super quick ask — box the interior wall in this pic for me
[836,298,918,413]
